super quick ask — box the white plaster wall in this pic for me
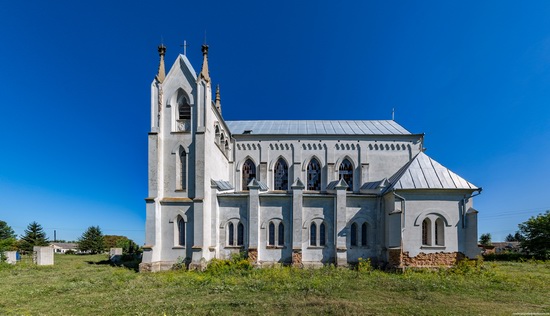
[301,196,335,264]
[258,196,292,263]
[217,196,248,259]
[345,197,379,263]
[399,191,469,257]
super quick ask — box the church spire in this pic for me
[155,44,166,83]
[199,44,211,83]
[215,84,222,113]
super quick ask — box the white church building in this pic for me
[140,44,482,272]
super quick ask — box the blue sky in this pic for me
[1,1,550,245]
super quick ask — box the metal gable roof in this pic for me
[225,120,411,135]
[387,152,478,190]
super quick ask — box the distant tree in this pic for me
[78,226,105,254]
[18,221,49,252]
[0,220,16,240]
[103,235,128,249]
[104,235,140,255]
[505,232,524,242]
[518,210,550,259]
[0,220,17,261]
[479,233,492,246]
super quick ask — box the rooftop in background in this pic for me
[225,120,411,136]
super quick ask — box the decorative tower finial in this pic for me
[155,44,166,83]
[215,84,222,113]
[199,44,211,83]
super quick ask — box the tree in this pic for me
[103,235,140,255]
[479,233,492,246]
[0,220,17,261]
[0,220,16,240]
[505,231,524,242]
[18,221,49,252]
[78,226,105,254]
[518,210,550,259]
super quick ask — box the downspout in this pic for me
[393,190,406,268]
[461,188,482,228]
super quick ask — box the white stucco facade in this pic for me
[139,45,481,272]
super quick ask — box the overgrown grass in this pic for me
[0,254,549,315]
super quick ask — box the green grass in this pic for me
[0,255,549,315]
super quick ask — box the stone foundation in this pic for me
[400,251,466,267]
[388,248,401,268]
[139,261,175,272]
[292,250,302,268]
[247,248,258,264]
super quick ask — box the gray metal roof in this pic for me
[387,152,477,190]
[211,180,234,191]
[225,120,411,135]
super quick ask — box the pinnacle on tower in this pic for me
[215,84,222,113]
[199,44,211,83]
[155,44,166,83]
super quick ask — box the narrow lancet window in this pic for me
[237,222,244,246]
[320,222,326,246]
[177,217,185,246]
[350,223,358,246]
[310,223,317,246]
[268,222,275,246]
[228,222,235,246]
[278,222,284,246]
[361,222,368,246]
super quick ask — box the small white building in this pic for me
[140,44,481,272]
[50,243,78,254]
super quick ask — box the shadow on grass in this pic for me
[85,258,140,272]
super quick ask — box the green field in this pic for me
[0,254,549,315]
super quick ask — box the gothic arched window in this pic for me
[435,218,445,246]
[242,159,256,191]
[268,222,275,246]
[422,218,431,246]
[350,223,358,246]
[361,222,368,246]
[319,222,326,246]
[278,222,284,246]
[177,147,187,190]
[274,158,289,191]
[177,216,185,246]
[228,222,235,246]
[310,223,317,246]
[338,158,353,191]
[237,222,244,246]
[307,158,321,191]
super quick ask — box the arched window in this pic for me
[179,148,187,190]
[350,223,358,246]
[310,223,317,246]
[237,222,244,246]
[361,222,368,246]
[319,222,326,246]
[177,216,185,246]
[215,125,220,144]
[274,158,289,191]
[267,220,284,247]
[242,159,256,191]
[307,158,321,191]
[228,222,235,246]
[268,222,275,246]
[338,158,353,191]
[422,218,431,246]
[435,218,445,246]
[278,222,284,246]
